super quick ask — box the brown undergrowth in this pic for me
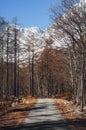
[0,97,37,127]
[54,98,86,130]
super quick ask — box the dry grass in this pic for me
[54,98,86,130]
[0,97,37,127]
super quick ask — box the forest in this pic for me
[0,0,86,128]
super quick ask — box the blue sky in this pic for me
[0,0,61,30]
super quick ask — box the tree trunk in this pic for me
[31,55,34,97]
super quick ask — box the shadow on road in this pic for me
[0,120,70,130]
[66,118,86,130]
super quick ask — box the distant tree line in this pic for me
[0,16,69,101]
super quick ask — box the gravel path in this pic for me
[23,98,71,130]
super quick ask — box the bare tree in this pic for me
[50,0,86,111]
[0,17,7,98]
